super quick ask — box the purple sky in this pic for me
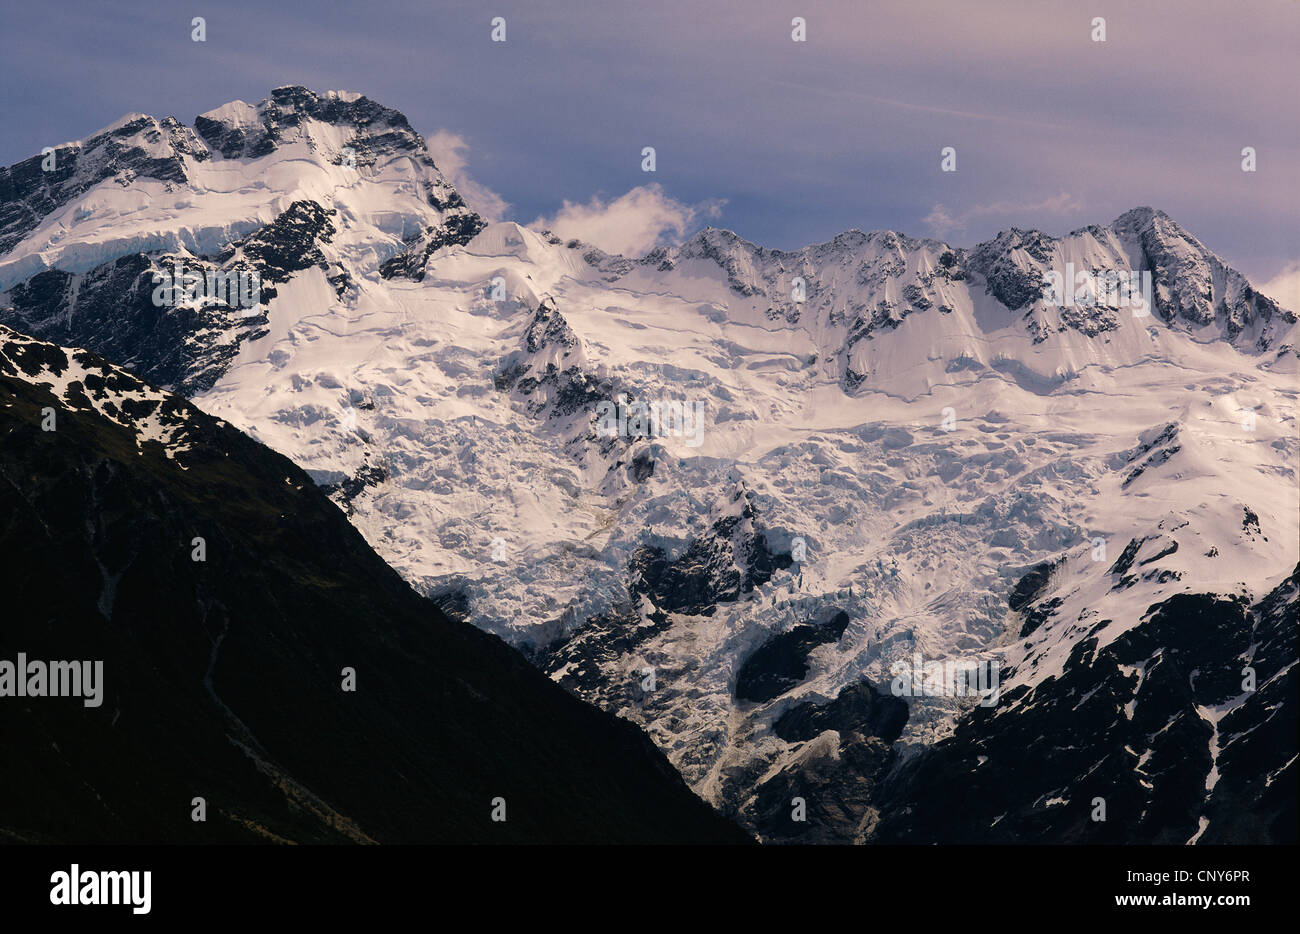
[2,0,1296,289]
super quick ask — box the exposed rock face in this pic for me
[534,484,794,707]
[871,569,1298,844]
[534,602,672,704]
[193,87,487,280]
[773,680,908,744]
[0,199,344,394]
[377,209,486,281]
[493,298,610,419]
[1114,207,1290,343]
[193,85,425,162]
[735,610,850,703]
[1008,560,1061,613]
[632,486,794,619]
[746,734,897,843]
[0,114,206,257]
[968,227,1058,311]
[1,86,484,393]
[1,254,262,395]
[672,208,1295,397]
[218,199,342,296]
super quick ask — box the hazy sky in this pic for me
[2,0,1296,292]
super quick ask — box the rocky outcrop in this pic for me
[0,199,343,394]
[0,114,207,257]
[870,570,1298,844]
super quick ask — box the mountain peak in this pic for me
[1109,205,1191,242]
[1113,204,1161,223]
[0,87,486,292]
[193,86,419,160]
[79,111,156,141]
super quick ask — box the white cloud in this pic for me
[425,130,510,223]
[1261,261,1300,314]
[925,191,1083,237]
[531,184,723,257]
[923,204,961,237]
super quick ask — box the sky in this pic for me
[1,0,1297,299]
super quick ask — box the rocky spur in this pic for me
[0,653,103,707]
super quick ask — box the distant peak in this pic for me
[1111,206,1175,233]
[1112,205,1164,224]
[1108,207,1208,257]
[84,111,155,139]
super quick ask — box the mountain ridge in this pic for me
[1,88,1295,843]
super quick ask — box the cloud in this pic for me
[925,192,1084,238]
[425,129,510,223]
[1261,261,1300,314]
[531,184,724,257]
[923,204,962,237]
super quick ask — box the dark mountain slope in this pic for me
[0,324,748,844]
[869,570,1297,844]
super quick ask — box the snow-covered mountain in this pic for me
[3,87,1295,842]
[0,87,481,392]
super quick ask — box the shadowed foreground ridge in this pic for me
[0,324,749,844]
